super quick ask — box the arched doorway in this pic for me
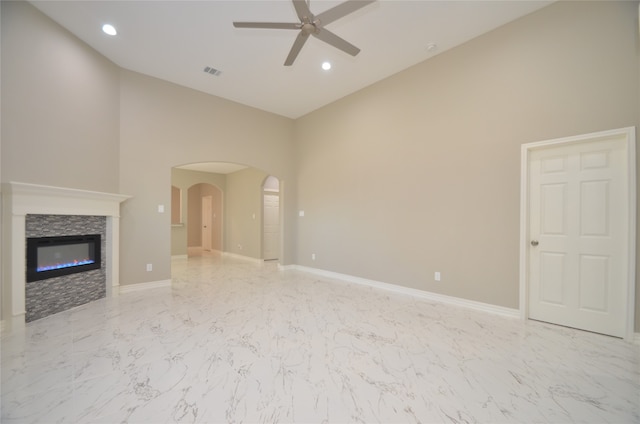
[171,162,285,262]
[262,175,280,261]
[187,183,223,255]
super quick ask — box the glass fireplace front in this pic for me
[26,234,101,282]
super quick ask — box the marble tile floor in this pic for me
[1,253,639,423]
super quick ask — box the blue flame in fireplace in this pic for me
[37,259,95,272]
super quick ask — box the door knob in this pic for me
[531,240,539,246]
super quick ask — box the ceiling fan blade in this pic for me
[284,31,310,66]
[315,0,375,26]
[233,22,300,30]
[292,0,313,22]
[313,28,360,56]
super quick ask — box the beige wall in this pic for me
[1,0,119,192]
[225,167,269,259]
[119,70,296,285]
[0,2,296,296]
[637,2,640,334]
[295,0,639,329]
[1,0,120,322]
[1,1,638,331]
[1,1,3,320]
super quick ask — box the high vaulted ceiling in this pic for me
[30,0,552,119]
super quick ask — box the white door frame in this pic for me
[262,190,280,260]
[519,127,636,341]
[202,195,213,251]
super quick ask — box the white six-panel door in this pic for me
[263,193,280,260]
[527,132,632,338]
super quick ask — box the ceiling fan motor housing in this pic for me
[301,21,318,35]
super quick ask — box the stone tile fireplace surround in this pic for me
[1,182,130,330]
[25,215,106,322]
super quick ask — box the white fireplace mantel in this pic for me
[1,182,131,329]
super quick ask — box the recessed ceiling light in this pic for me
[322,61,332,71]
[426,43,438,52]
[102,24,117,36]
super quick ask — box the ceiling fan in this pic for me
[233,0,376,66]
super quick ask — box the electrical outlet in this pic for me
[237,244,243,250]
[146,263,153,272]
[311,253,316,261]
[434,271,441,281]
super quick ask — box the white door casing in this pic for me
[263,192,280,260]
[520,127,636,340]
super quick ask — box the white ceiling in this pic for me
[30,0,552,119]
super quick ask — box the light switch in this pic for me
[299,210,305,217]
[158,204,165,213]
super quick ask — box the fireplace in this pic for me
[26,234,101,283]
[24,214,107,323]
[2,182,131,328]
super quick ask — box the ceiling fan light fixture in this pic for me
[322,61,332,70]
[102,24,117,36]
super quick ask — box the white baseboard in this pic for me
[118,279,172,294]
[634,333,640,345]
[278,264,297,271]
[222,252,263,264]
[291,265,520,319]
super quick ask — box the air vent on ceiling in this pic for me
[203,66,222,76]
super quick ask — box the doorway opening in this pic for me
[262,175,280,261]
[187,183,223,256]
[171,162,285,264]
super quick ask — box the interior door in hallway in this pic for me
[263,193,280,260]
[202,195,213,251]
[528,135,631,338]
